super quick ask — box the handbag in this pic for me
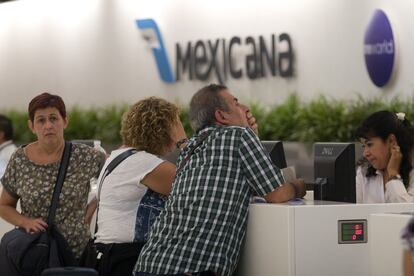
[0,141,75,276]
[79,148,137,269]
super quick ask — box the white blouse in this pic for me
[94,148,164,243]
[356,166,414,203]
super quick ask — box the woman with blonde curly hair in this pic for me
[84,97,186,276]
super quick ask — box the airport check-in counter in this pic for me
[238,200,414,276]
[1,186,413,276]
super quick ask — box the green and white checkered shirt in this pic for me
[135,126,285,275]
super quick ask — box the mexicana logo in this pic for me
[136,19,293,84]
[364,9,395,87]
[136,19,175,83]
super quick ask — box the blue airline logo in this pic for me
[136,19,175,83]
[364,10,395,87]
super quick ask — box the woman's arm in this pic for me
[141,161,176,196]
[384,180,413,202]
[0,189,47,233]
[383,141,411,202]
[385,169,414,202]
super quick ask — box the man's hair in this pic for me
[0,114,13,140]
[121,97,180,156]
[189,84,229,132]
[28,92,66,122]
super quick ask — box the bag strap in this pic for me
[93,148,137,235]
[47,141,72,228]
[104,148,137,176]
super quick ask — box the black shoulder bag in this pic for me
[79,148,137,270]
[0,141,75,276]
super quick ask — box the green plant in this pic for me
[65,107,99,141]
[94,105,128,146]
[4,95,414,147]
[259,94,302,141]
[180,108,193,138]
[5,111,34,143]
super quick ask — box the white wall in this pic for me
[0,0,414,110]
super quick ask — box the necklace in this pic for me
[26,141,65,165]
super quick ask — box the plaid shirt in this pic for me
[135,126,285,275]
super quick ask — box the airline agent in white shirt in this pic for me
[355,111,414,203]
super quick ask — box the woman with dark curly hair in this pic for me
[87,97,186,276]
[355,110,414,203]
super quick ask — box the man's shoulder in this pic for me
[194,126,256,146]
[215,125,251,136]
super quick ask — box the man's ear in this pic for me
[215,110,227,125]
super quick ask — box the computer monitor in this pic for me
[261,141,287,169]
[313,143,356,203]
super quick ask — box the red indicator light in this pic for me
[339,221,366,243]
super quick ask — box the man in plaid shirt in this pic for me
[134,84,306,276]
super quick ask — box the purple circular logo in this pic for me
[364,10,395,87]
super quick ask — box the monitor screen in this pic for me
[261,141,287,169]
[313,143,356,203]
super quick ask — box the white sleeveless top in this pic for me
[94,148,164,243]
